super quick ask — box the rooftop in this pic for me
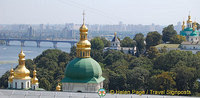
[181,41,200,45]
[0,89,198,98]
[155,44,180,48]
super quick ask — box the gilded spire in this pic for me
[56,83,61,91]
[14,50,31,79]
[83,10,85,25]
[76,11,91,58]
[114,32,117,37]
[32,69,38,85]
[8,67,14,82]
[187,14,192,23]
[182,21,185,30]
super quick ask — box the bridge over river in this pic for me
[0,38,78,48]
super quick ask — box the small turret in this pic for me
[193,21,197,31]
[182,21,185,30]
[31,69,39,90]
[8,68,14,88]
[56,83,61,91]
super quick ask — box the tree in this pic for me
[162,25,177,43]
[146,31,162,48]
[126,67,150,90]
[133,33,146,56]
[90,37,104,50]
[58,52,71,63]
[171,65,198,92]
[69,45,76,59]
[154,50,193,71]
[149,72,176,90]
[129,57,153,70]
[100,37,110,47]
[111,59,129,71]
[146,46,159,59]
[104,50,124,66]
[170,35,186,44]
[91,49,104,63]
[109,70,126,90]
[39,78,51,90]
[121,37,136,47]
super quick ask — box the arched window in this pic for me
[15,82,17,89]
[80,51,82,57]
[27,82,29,88]
[21,82,23,89]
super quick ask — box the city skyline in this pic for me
[0,0,200,25]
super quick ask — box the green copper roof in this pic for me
[190,31,198,36]
[180,31,187,36]
[180,28,199,36]
[61,58,105,83]
[184,27,193,31]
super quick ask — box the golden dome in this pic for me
[32,69,38,84]
[80,24,88,33]
[56,84,61,91]
[8,68,14,82]
[187,15,192,23]
[14,50,31,80]
[77,40,91,48]
[76,11,91,58]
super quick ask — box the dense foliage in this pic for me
[162,24,177,43]
[145,31,162,49]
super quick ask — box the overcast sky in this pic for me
[0,0,199,25]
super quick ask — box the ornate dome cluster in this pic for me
[8,50,39,90]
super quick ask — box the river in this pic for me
[0,41,71,77]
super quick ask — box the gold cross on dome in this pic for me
[83,11,85,24]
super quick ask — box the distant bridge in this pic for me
[0,38,78,48]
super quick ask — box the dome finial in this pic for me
[83,10,85,25]
[187,12,192,23]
